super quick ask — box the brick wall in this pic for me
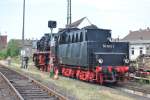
[0,35,7,50]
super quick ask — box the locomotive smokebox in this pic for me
[48,20,57,28]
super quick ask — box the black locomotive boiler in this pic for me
[33,21,129,84]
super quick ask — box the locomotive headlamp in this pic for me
[124,58,129,64]
[98,58,103,64]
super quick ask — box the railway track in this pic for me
[0,65,67,100]
[0,72,23,100]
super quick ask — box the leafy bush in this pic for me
[7,40,20,57]
[0,49,7,59]
[0,40,20,59]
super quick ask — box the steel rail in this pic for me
[0,72,24,100]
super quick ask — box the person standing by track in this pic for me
[23,56,29,69]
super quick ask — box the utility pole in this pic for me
[67,0,72,27]
[21,0,25,68]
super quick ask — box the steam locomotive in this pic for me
[33,20,129,84]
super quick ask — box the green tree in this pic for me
[0,49,7,59]
[7,40,20,57]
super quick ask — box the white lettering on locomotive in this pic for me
[102,44,115,48]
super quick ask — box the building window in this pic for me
[132,50,134,55]
[140,50,143,55]
[131,47,134,55]
[146,47,149,50]
[139,47,143,55]
[139,47,143,49]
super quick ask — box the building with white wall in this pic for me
[122,28,150,61]
[128,40,150,60]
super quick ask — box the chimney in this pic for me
[129,30,132,33]
[139,28,142,32]
[147,27,150,31]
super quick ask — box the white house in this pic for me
[128,40,150,60]
[122,28,150,61]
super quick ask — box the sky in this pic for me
[0,0,150,40]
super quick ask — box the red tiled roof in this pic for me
[123,28,150,41]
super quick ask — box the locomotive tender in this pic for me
[33,21,129,84]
